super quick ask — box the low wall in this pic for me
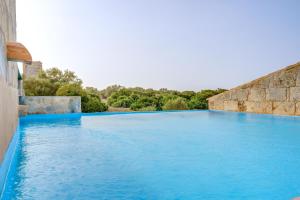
[208,62,300,116]
[23,96,81,114]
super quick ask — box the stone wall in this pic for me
[23,96,81,114]
[0,0,18,162]
[208,62,300,116]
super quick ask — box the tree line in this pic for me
[24,68,226,113]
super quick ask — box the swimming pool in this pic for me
[1,111,300,199]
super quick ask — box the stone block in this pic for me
[245,101,272,114]
[270,70,297,88]
[295,102,300,115]
[248,88,266,101]
[272,102,295,115]
[224,101,239,112]
[230,89,249,101]
[223,91,231,101]
[290,87,300,101]
[296,70,300,86]
[208,100,224,110]
[266,88,287,101]
[251,76,272,89]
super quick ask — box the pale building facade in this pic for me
[0,0,19,162]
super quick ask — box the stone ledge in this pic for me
[18,105,28,116]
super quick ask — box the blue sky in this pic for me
[17,0,300,91]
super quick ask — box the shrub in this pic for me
[24,78,56,96]
[82,96,108,113]
[111,96,133,108]
[162,98,188,110]
[187,89,227,109]
[56,83,84,96]
[188,97,208,109]
[56,83,107,113]
[138,106,157,111]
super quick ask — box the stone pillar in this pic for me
[23,61,43,79]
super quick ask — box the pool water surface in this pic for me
[2,111,300,199]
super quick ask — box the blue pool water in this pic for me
[2,111,300,199]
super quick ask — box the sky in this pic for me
[16,0,300,91]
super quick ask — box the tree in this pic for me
[24,68,108,113]
[82,96,108,113]
[188,89,227,109]
[99,85,123,99]
[56,83,107,113]
[179,91,196,100]
[56,83,84,96]
[24,78,56,96]
[163,98,188,110]
[24,68,83,96]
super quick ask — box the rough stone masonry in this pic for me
[208,62,300,116]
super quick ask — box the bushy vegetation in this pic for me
[24,68,107,112]
[24,68,226,113]
[104,87,226,111]
[163,98,188,110]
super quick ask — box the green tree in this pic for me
[56,84,107,112]
[99,85,123,99]
[82,96,108,113]
[24,68,82,96]
[163,98,188,110]
[56,83,84,96]
[24,78,56,96]
[188,89,227,109]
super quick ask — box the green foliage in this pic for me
[179,91,196,100]
[163,98,188,110]
[56,83,107,113]
[24,67,227,113]
[99,85,123,99]
[101,85,226,111]
[24,68,82,96]
[24,68,107,113]
[82,96,108,113]
[23,78,56,96]
[56,84,84,96]
[138,106,157,111]
[111,96,133,108]
[188,89,227,110]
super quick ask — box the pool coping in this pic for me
[20,109,300,121]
